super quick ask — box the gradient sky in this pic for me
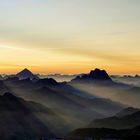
[0,0,140,74]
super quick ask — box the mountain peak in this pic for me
[89,68,111,80]
[16,68,39,80]
[72,68,112,82]
[23,68,30,71]
[20,68,32,73]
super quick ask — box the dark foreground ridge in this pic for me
[0,92,60,140]
[88,108,140,129]
[67,126,140,140]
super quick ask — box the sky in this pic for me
[0,0,140,74]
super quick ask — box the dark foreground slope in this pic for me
[88,108,140,129]
[68,126,140,140]
[68,108,140,139]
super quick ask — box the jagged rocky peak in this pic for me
[72,68,112,82]
[89,68,111,80]
[16,68,39,80]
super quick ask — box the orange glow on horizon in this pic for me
[0,1,140,75]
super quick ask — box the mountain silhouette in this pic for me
[7,80,125,123]
[116,107,140,117]
[16,68,39,80]
[3,75,125,125]
[0,92,53,139]
[68,126,140,139]
[88,109,140,129]
[0,92,74,139]
[36,78,59,86]
[72,68,112,82]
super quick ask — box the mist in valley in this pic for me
[0,68,140,139]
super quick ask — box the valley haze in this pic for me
[0,68,140,139]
